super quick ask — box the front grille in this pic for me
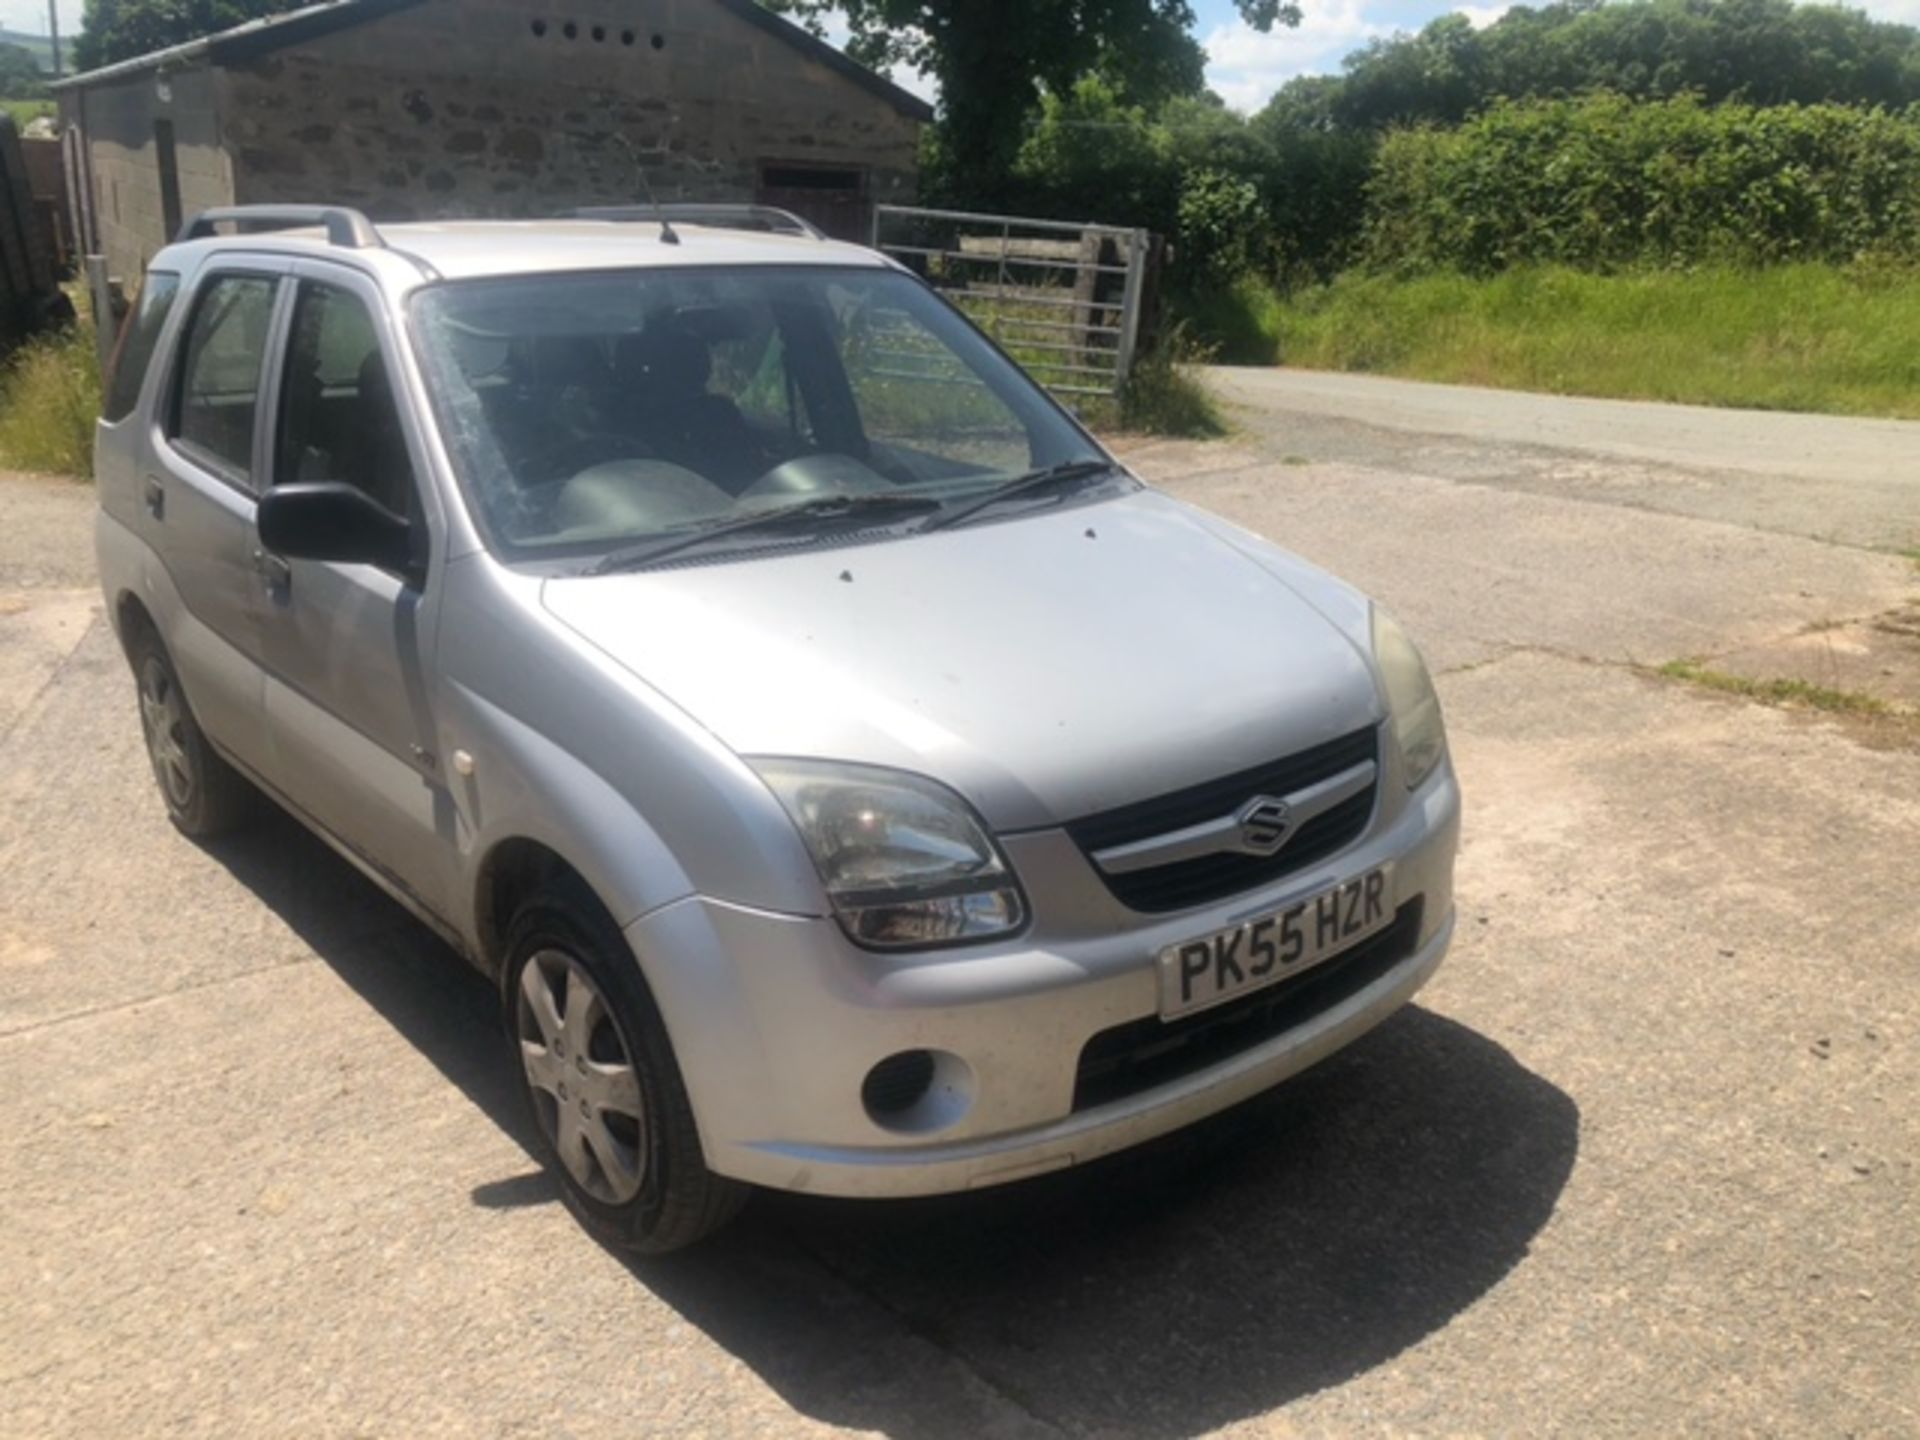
[1072,898,1424,1112]
[1066,728,1380,913]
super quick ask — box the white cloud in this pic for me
[1457,3,1512,29]
[1202,0,1390,113]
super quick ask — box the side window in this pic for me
[708,311,812,443]
[102,271,181,423]
[170,275,276,480]
[276,282,416,517]
[272,282,414,518]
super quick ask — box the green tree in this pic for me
[0,41,47,96]
[74,0,315,72]
[1011,76,1175,227]
[1008,76,1378,279]
[1261,0,1920,138]
[1176,167,1268,279]
[1239,0,1920,276]
[762,0,1298,203]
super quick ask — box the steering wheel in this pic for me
[740,453,892,501]
[518,432,652,485]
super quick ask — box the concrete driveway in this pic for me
[3,372,1916,1437]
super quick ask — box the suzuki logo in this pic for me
[1236,796,1297,856]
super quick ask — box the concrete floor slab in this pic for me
[4,379,1916,1437]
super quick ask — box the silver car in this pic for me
[95,205,1459,1252]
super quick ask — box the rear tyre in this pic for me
[505,877,747,1254]
[127,625,254,838]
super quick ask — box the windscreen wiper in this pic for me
[919,459,1121,535]
[590,493,943,575]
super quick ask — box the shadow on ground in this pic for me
[209,806,1579,1440]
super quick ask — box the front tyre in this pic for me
[505,879,746,1254]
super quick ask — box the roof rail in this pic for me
[573,204,827,241]
[177,206,384,249]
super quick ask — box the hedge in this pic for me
[1362,93,1920,274]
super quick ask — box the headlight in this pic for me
[1372,609,1447,789]
[750,759,1027,950]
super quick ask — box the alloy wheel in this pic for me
[138,657,194,809]
[516,949,649,1205]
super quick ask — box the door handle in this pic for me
[251,548,292,593]
[142,476,165,520]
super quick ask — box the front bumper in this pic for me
[628,757,1460,1199]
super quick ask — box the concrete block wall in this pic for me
[219,0,922,222]
[65,66,233,281]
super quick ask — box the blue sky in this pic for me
[10,0,1920,112]
[1196,0,1511,109]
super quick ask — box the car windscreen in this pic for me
[409,265,1107,561]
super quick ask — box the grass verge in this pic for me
[1654,659,1891,717]
[0,320,101,479]
[1197,263,1920,418]
[1,98,54,127]
[1118,329,1226,438]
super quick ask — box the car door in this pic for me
[254,262,454,920]
[146,262,289,775]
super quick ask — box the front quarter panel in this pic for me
[434,554,827,953]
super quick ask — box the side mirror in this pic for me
[258,482,414,573]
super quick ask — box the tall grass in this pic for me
[1,98,54,127]
[1249,263,1920,418]
[1171,276,1289,366]
[0,321,101,478]
[1118,325,1225,436]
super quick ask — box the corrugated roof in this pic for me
[52,0,935,122]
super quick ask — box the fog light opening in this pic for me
[861,1049,974,1134]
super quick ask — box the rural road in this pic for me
[3,373,1917,1437]
[1206,366,1920,552]
[1205,367,1920,488]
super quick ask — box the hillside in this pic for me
[0,29,55,71]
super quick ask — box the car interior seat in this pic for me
[611,323,764,492]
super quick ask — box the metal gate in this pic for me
[871,204,1152,403]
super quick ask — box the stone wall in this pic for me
[219,0,922,224]
[63,65,233,281]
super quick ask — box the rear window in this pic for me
[102,272,181,424]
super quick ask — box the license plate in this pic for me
[1157,869,1392,1020]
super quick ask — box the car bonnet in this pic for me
[539,488,1383,832]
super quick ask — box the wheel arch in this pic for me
[475,837,613,987]
[114,589,158,655]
